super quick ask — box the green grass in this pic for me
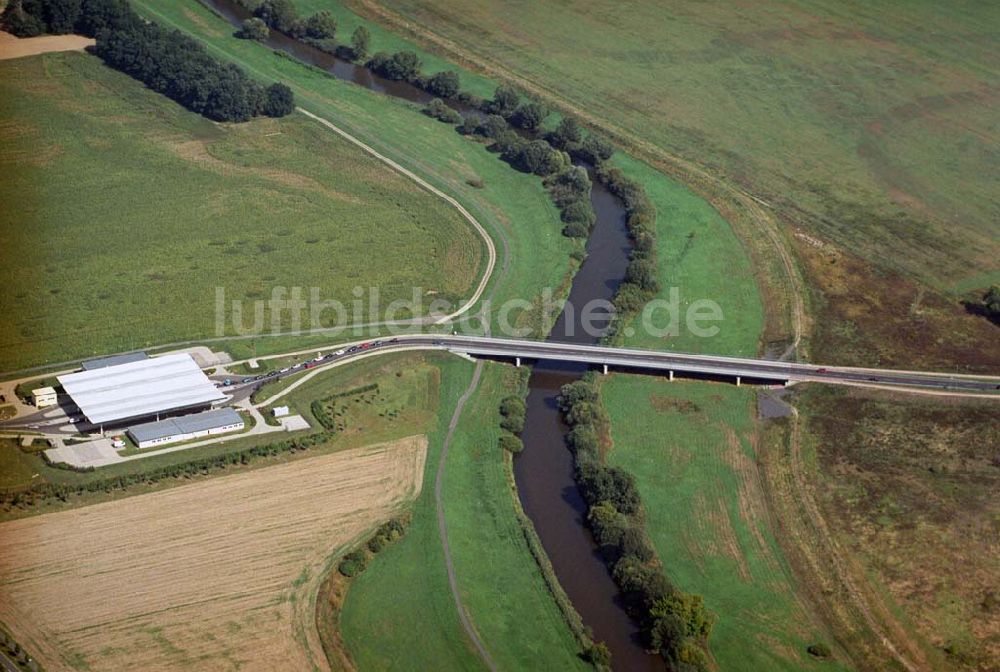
[0,439,41,490]
[602,375,849,671]
[363,0,1000,294]
[341,362,586,671]
[613,153,763,357]
[129,0,578,337]
[0,52,485,371]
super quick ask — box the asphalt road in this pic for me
[3,335,996,433]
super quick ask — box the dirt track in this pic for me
[0,436,427,672]
[0,31,93,61]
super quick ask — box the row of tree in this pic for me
[558,376,715,670]
[1,429,334,509]
[594,163,660,341]
[338,513,411,577]
[0,0,295,123]
[234,0,371,60]
[498,394,525,453]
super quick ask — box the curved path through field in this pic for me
[297,108,496,325]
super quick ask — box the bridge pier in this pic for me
[736,376,741,387]
[515,356,521,368]
[669,370,674,381]
[603,364,608,375]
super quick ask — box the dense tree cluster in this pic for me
[250,0,335,41]
[1,0,294,123]
[235,16,269,41]
[558,376,714,669]
[498,394,526,453]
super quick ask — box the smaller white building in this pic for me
[32,386,58,408]
[128,408,244,449]
[272,406,290,418]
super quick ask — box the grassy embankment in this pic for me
[781,386,1000,671]
[602,375,848,671]
[339,362,587,671]
[0,53,482,372]
[347,0,1000,369]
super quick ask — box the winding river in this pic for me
[199,1,661,667]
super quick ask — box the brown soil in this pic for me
[0,31,93,61]
[0,436,427,672]
[791,228,1000,373]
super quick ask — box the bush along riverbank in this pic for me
[558,375,715,671]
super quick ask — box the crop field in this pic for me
[129,0,580,339]
[0,435,428,672]
[0,51,482,371]
[602,375,847,671]
[794,386,1000,670]
[340,362,586,671]
[348,0,1000,365]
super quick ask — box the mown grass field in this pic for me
[130,0,579,338]
[796,385,1000,670]
[341,362,586,671]
[602,375,848,671]
[0,52,485,372]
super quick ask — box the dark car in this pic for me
[347,346,360,353]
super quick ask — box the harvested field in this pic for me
[0,30,93,60]
[0,435,427,672]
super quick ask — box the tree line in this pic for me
[0,429,334,510]
[338,513,411,577]
[1,0,295,123]
[558,376,715,671]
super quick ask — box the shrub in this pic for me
[303,10,336,39]
[547,116,582,150]
[485,83,520,118]
[350,26,370,61]
[426,70,460,98]
[500,395,526,418]
[254,0,299,34]
[500,413,524,434]
[337,550,368,577]
[369,50,421,81]
[575,133,615,164]
[806,643,832,659]
[560,200,595,227]
[235,17,269,41]
[423,98,462,124]
[263,83,295,117]
[513,100,548,131]
[499,434,524,453]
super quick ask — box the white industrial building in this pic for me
[128,408,245,449]
[57,353,226,427]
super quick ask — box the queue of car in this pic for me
[220,339,400,389]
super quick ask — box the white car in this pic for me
[335,349,346,356]
[279,367,291,374]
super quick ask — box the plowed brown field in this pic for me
[0,435,428,671]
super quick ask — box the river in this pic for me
[199,1,662,667]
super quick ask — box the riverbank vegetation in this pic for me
[340,362,589,670]
[603,376,850,671]
[558,375,715,670]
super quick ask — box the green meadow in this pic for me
[0,52,482,371]
[603,375,848,671]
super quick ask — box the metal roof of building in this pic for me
[128,408,244,444]
[58,354,226,424]
[81,351,148,371]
